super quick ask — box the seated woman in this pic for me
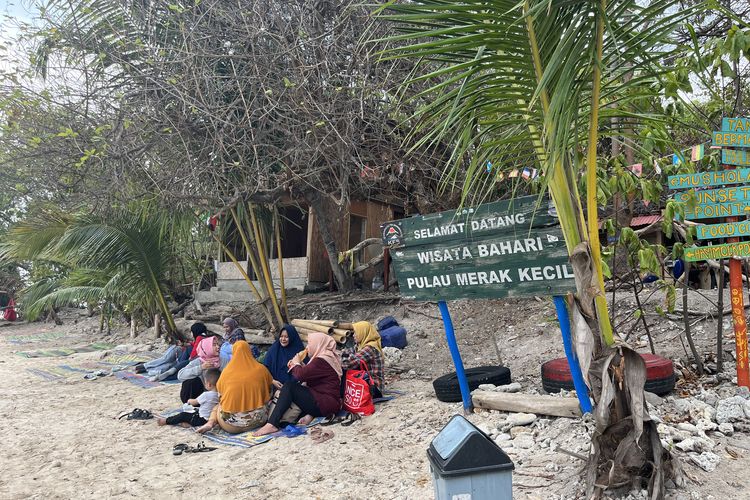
[253,332,342,436]
[177,336,224,402]
[222,317,260,358]
[340,321,385,398]
[136,322,209,381]
[197,340,274,434]
[263,324,305,389]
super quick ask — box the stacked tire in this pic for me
[433,366,512,403]
[541,353,675,396]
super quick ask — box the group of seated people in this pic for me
[148,318,385,437]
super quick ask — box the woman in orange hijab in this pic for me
[196,340,274,434]
[253,332,342,436]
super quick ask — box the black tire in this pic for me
[433,366,511,403]
[543,374,676,396]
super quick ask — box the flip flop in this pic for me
[118,408,153,420]
[310,428,334,444]
[341,413,361,427]
[185,442,217,453]
[320,415,346,426]
[173,443,190,456]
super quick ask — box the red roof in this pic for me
[630,215,662,227]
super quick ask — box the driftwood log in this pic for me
[472,391,582,418]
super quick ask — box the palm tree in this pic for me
[378,0,697,496]
[0,207,186,340]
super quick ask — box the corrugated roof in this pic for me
[630,215,662,227]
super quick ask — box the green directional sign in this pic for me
[668,169,750,190]
[384,195,556,249]
[698,221,750,240]
[675,186,750,207]
[381,196,575,301]
[685,241,750,262]
[722,149,750,166]
[685,202,750,220]
[723,117,750,133]
[713,131,750,148]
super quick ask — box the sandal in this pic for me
[185,441,217,453]
[118,408,153,420]
[310,427,334,444]
[320,415,346,426]
[172,443,190,456]
[341,412,361,427]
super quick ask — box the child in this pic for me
[157,369,221,428]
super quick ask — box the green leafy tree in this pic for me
[378,0,699,495]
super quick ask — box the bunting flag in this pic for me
[495,171,505,181]
[691,144,704,161]
[206,215,218,232]
[486,160,493,173]
[509,169,519,178]
[630,163,643,177]
[653,159,662,175]
[672,153,684,165]
[643,199,650,207]
[531,168,538,179]
[521,167,531,180]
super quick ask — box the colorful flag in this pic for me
[630,163,643,177]
[691,144,704,161]
[653,159,662,175]
[521,168,531,180]
[495,171,504,181]
[486,160,493,173]
[509,169,519,178]
[531,168,538,179]
[643,199,650,207]
[672,153,684,165]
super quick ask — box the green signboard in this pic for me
[698,221,750,240]
[381,196,576,301]
[722,149,750,166]
[713,131,750,148]
[723,117,750,133]
[387,195,556,248]
[674,185,750,205]
[668,169,750,190]
[684,202,750,220]
[685,241,750,262]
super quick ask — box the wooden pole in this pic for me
[717,259,725,372]
[725,162,750,386]
[273,207,290,320]
[384,247,390,292]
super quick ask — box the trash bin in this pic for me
[427,415,514,500]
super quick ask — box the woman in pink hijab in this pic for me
[253,332,342,436]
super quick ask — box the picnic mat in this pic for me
[114,371,181,389]
[17,342,116,358]
[158,408,325,449]
[157,389,402,449]
[98,351,159,366]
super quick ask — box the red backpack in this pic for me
[343,361,375,416]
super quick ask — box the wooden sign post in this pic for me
[669,117,750,387]
[382,195,591,413]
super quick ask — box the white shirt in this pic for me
[196,390,219,419]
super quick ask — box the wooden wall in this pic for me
[306,198,395,285]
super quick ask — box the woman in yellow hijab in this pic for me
[197,340,273,434]
[340,321,385,397]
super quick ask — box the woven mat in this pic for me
[158,408,324,448]
[114,371,180,389]
[17,342,116,358]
